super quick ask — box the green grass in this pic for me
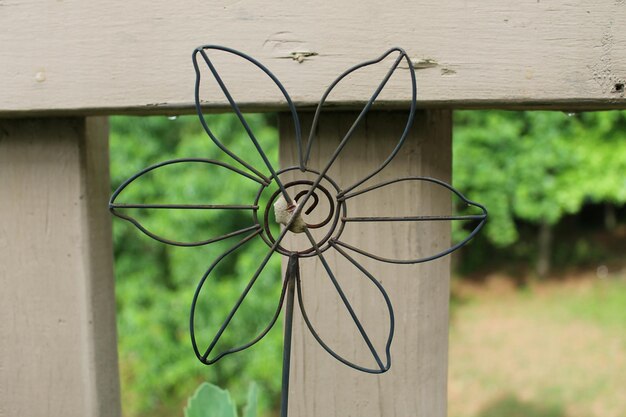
[449,274,626,417]
[540,278,626,330]
[477,395,565,417]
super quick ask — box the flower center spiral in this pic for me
[257,170,345,257]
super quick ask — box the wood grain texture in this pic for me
[279,111,452,417]
[0,118,121,417]
[1,0,626,115]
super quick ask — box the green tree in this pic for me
[453,110,626,276]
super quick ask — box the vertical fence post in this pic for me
[279,110,452,417]
[0,118,121,417]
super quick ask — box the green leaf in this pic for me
[243,383,258,417]
[184,383,237,417]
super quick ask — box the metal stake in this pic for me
[280,255,298,417]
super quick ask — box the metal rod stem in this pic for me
[280,255,298,417]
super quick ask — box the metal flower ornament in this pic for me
[110,45,487,416]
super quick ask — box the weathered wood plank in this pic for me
[0,118,121,417]
[1,0,626,115]
[279,110,452,417]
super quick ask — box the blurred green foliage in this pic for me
[110,114,282,417]
[454,110,626,246]
[110,110,626,417]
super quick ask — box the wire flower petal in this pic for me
[296,229,394,373]
[109,158,264,247]
[335,176,488,263]
[190,230,285,364]
[194,45,302,201]
[303,47,417,196]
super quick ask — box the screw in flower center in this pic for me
[257,168,347,257]
[273,195,307,233]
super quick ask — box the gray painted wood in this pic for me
[0,118,121,417]
[1,1,626,115]
[279,111,452,417]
